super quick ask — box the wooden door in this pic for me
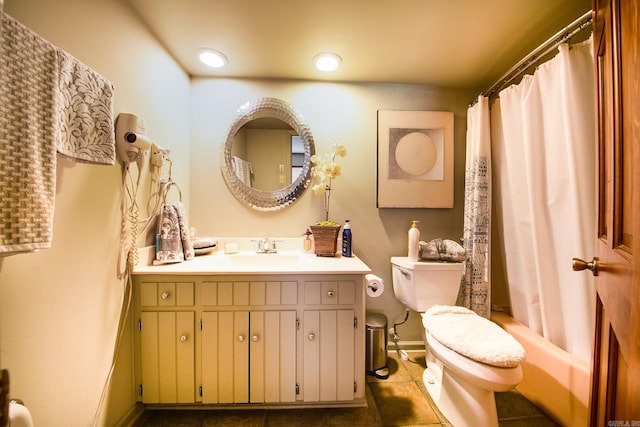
[588,0,640,423]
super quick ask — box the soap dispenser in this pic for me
[408,220,420,261]
[303,229,312,251]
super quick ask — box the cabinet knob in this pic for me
[161,292,170,300]
[327,290,335,298]
[308,332,316,341]
[180,334,188,342]
[237,335,245,342]
[252,335,260,342]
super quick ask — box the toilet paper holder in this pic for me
[365,274,385,298]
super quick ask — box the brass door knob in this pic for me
[572,257,599,276]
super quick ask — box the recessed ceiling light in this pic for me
[198,48,228,68]
[313,52,342,72]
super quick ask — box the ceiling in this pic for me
[127,0,591,92]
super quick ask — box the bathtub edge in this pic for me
[491,311,590,427]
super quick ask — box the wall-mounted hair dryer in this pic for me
[115,113,152,168]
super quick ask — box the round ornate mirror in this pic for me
[221,98,315,211]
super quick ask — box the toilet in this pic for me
[391,256,525,427]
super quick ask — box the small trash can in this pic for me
[365,312,389,379]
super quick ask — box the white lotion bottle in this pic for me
[408,220,420,261]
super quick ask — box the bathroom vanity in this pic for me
[132,244,371,409]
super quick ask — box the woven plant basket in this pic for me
[310,225,341,257]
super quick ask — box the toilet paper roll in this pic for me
[9,401,34,427]
[365,274,384,298]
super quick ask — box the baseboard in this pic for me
[114,403,146,427]
[388,340,425,352]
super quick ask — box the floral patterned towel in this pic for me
[56,48,115,165]
[155,203,194,264]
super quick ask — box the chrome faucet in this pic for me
[256,238,278,253]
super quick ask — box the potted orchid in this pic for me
[309,140,347,256]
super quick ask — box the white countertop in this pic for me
[133,239,372,275]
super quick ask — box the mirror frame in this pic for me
[221,98,315,211]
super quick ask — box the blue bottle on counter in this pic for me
[342,220,352,257]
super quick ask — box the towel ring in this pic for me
[162,181,182,204]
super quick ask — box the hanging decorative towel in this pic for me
[55,48,115,165]
[155,202,194,264]
[0,12,116,254]
[173,202,194,261]
[0,12,58,253]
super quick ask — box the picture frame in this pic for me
[377,109,454,208]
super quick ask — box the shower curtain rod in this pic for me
[479,10,593,102]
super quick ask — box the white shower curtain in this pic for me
[491,38,595,362]
[458,95,492,318]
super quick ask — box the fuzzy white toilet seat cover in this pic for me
[422,305,526,368]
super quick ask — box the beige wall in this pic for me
[0,0,190,425]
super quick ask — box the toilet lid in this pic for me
[422,305,526,368]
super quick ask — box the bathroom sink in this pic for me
[213,252,303,267]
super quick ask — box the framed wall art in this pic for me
[377,110,454,208]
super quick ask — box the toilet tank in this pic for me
[391,256,464,312]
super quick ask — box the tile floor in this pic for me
[135,353,559,426]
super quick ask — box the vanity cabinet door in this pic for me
[140,311,195,403]
[249,310,297,403]
[201,311,249,403]
[302,310,355,402]
[201,310,297,404]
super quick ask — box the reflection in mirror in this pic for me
[231,118,298,191]
[221,98,315,211]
